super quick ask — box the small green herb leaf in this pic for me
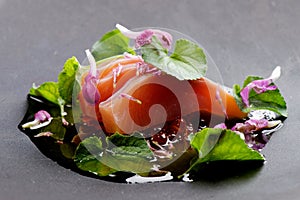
[185,128,264,175]
[40,117,66,140]
[29,56,80,119]
[30,82,60,105]
[58,57,79,105]
[105,132,154,173]
[74,136,116,176]
[91,29,135,61]
[107,132,153,158]
[233,76,287,117]
[74,133,154,176]
[141,37,207,80]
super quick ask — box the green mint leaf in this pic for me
[74,133,154,176]
[40,117,66,140]
[141,37,207,80]
[185,128,264,175]
[30,57,80,106]
[30,82,60,105]
[105,132,154,173]
[29,56,81,120]
[107,132,153,159]
[74,136,117,176]
[91,29,135,61]
[58,57,79,105]
[233,76,288,117]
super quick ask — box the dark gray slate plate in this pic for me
[1,0,299,200]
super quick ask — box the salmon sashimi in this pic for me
[79,55,145,120]
[99,74,247,134]
[79,55,247,134]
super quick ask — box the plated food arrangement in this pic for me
[19,24,287,183]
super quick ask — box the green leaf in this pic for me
[30,57,80,106]
[185,128,264,175]
[29,56,81,121]
[40,117,66,140]
[233,76,288,117]
[74,136,116,176]
[190,128,222,160]
[30,82,60,105]
[107,132,153,159]
[91,29,135,61]
[141,37,207,80]
[60,143,76,159]
[58,57,79,105]
[105,132,154,173]
[74,133,154,176]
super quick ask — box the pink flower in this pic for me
[34,110,51,122]
[116,24,173,50]
[135,29,154,48]
[214,123,227,129]
[231,118,282,150]
[82,49,101,104]
[231,118,269,134]
[22,110,53,129]
[240,66,281,107]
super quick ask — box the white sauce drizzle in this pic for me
[126,172,173,184]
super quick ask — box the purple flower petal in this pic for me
[214,123,227,129]
[116,24,173,50]
[82,74,101,104]
[246,118,269,129]
[34,110,51,122]
[82,50,101,104]
[22,110,53,129]
[232,118,269,134]
[240,86,251,107]
[135,30,154,48]
[240,67,281,107]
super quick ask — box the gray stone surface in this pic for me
[1,0,299,199]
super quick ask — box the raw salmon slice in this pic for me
[99,73,246,134]
[79,56,246,134]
